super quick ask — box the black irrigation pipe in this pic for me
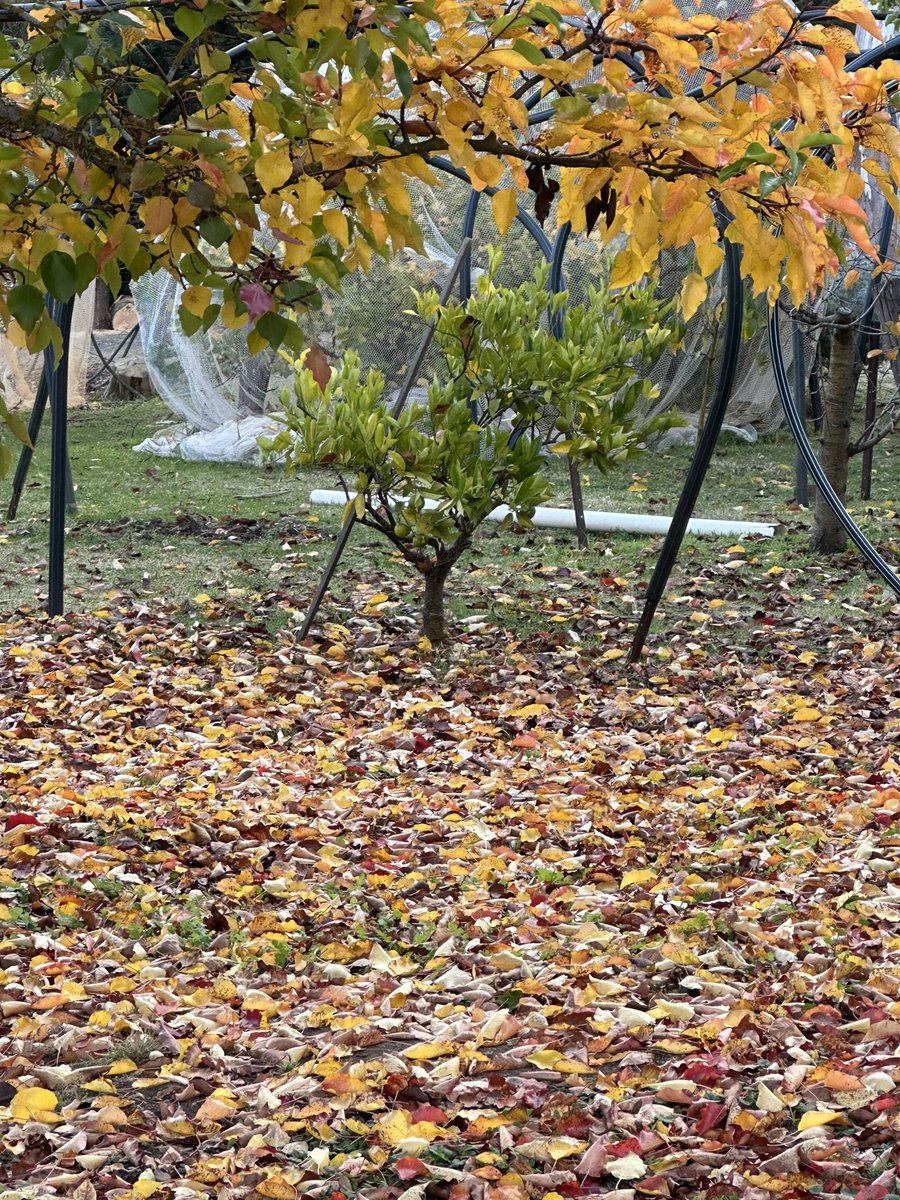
[768,304,900,598]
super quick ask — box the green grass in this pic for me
[2,394,899,648]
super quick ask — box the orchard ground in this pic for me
[2,394,900,650]
[2,397,900,1198]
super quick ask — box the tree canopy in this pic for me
[0,0,897,366]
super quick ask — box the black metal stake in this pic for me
[792,323,808,507]
[629,237,744,662]
[8,369,77,519]
[298,237,473,641]
[568,458,588,549]
[8,369,49,520]
[46,296,75,617]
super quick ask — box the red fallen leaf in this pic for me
[556,1114,594,1139]
[4,813,41,831]
[694,1102,728,1136]
[854,1170,896,1200]
[512,734,539,749]
[682,1060,725,1086]
[608,1138,643,1158]
[396,1157,428,1181]
[636,1178,671,1197]
[410,1104,448,1125]
[872,1095,900,1111]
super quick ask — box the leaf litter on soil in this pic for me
[1,579,900,1200]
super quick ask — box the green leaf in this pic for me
[75,90,101,119]
[199,215,232,247]
[759,171,785,198]
[131,159,165,192]
[512,38,546,66]
[3,408,32,447]
[126,89,158,119]
[7,284,45,332]
[391,53,414,102]
[40,253,79,303]
[744,142,777,164]
[799,131,844,149]
[256,311,290,349]
[174,6,205,40]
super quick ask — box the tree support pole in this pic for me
[46,297,75,617]
[629,236,743,662]
[8,370,49,520]
[568,458,588,549]
[8,368,77,520]
[792,323,808,507]
[297,238,472,641]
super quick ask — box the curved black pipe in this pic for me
[768,306,900,597]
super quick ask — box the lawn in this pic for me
[2,394,900,654]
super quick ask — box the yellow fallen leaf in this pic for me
[108,977,137,995]
[526,1049,561,1069]
[798,1109,839,1131]
[131,1181,162,1199]
[510,703,549,718]
[378,1109,410,1146]
[10,1086,59,1124]
[621,868,657,888]
[107,1057,138,1075]
[402,1041,454,1061]
[257,1176,299,1199]
[794,708,822,723]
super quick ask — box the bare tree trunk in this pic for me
[810,310,855,555]
[422,562,452,644]
[93,281,114,330]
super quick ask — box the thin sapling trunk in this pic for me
[810,309,855,556]
[422,560,453,644]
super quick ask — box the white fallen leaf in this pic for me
[369,944,395,973]
[607,1153,647,1181]
[654,998,694,1022]
[757,1082,785,1112]
[862,1072,895,1095]
[432,966,471,990]
[428,1056,460,1081]
[616,1007,654,1029]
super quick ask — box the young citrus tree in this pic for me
[267,256,676,642]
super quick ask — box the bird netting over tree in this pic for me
[132,170,795,465]
[130,0,870,466]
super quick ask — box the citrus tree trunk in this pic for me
[422,561,453,644]
[810,310,855,556]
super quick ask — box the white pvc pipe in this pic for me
[309,490,775,539]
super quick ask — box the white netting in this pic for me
[0,283,95,412]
